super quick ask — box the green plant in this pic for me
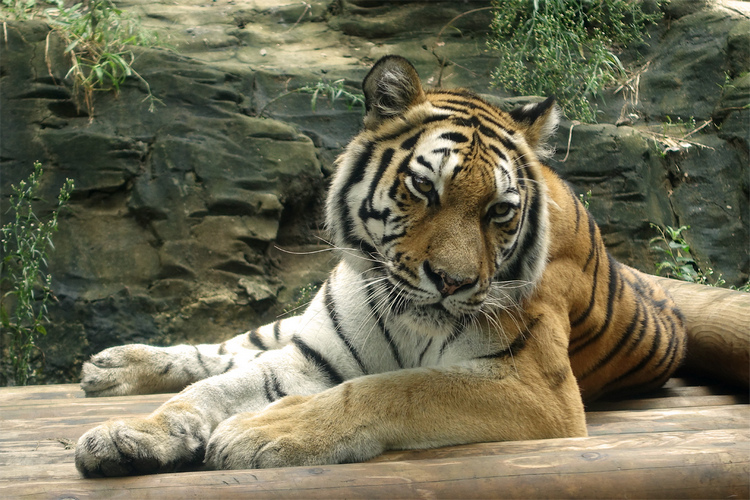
[578,190,592,209]
[649,224,723,286]
[1,0,38,19]
[282,283,320,316]
[42,0,162,116]
[488,0,661,122]
[650,224,749,292]
[298,79,365,112]
[1,162,74,386]
[258,79,364,117]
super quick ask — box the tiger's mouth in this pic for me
[383,272,483,320]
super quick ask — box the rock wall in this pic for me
[1,0,747,384]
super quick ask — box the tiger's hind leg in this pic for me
[80,317,303,397]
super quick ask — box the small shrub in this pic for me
[649,224,722,286]
[488,0,661,122]
[258,79,364,117]
[2,0,163,116]
[44,0,162,115]
[1,162,74,386]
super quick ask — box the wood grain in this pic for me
[656,277,750,388]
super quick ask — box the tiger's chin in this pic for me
[396,299,477,338]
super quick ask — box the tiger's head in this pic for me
[326,56,559,333]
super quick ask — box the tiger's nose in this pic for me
[423,261,478,297]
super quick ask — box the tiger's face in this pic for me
[327,56,559,332]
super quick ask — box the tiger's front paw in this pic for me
[205,395,383,470]
[80,344,182,396]
[75,416,205,477]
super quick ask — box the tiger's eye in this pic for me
[491,202,512,218]
[413,175,434,194]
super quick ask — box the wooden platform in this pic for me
[1,378,748,499]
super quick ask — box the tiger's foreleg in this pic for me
[80,316,305,397]
[205,313,587,469]
[74,343,343,477]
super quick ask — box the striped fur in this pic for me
[75,56,686,477]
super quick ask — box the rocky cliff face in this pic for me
[1,0,748,384]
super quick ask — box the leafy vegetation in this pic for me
[1,163,74,386]
[650,224,748,292]
[282,283,320,316]
[258,79,365,117]
[2,0,161,117]
[298,79,365,113]
[49,0,161,115]
[488,0,661,122]
[578,190,592,210]
[650,224,713,284]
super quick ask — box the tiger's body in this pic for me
[75,56,686,477]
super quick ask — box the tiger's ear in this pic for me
[362,55,426,130]
[509,96,560,157]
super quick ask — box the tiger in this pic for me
[75,55,687,477]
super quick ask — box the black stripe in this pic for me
[416,155,434,171]
[358,148,395,225]
[599,312,663,395]
[291,336,344,386]
[625,295,651,355]
[262,368,287,400]
[476,332,528,359]
[222,358,235,374]
[642,322,684,388]
[570,221,601,328]
[439,322,466,358]
[262,371,275,401]
[273,320,282,343]
[325,284,367,374]
[418,338,433,366]
[338,142,374,250]
[387,152,414,200]
[582,215,598,272]
[441,101,519,140]
[194,347,209,375]
[247,329,267,350]
[365,284,404,368]
[271,370,287,398]
[570,254,621,355]
[400,131,423,150]
[422,113,452,125]
[489,144,508,162]
[494,165,541,282]
[439,131,469,143]
[381,229,407,245]
[579,290,642,381]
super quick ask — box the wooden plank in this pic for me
[656,277,750,388]
[2,428,745,479]
[1,437,747,499]
[370,427,750,463]
[586,393,748,411]
[0,384,84,404]
[0,439,76,468]
[1,395,169,419]
[3,401,748,444]
[586,404,750,435]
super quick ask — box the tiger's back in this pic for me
[541,167,687,401]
